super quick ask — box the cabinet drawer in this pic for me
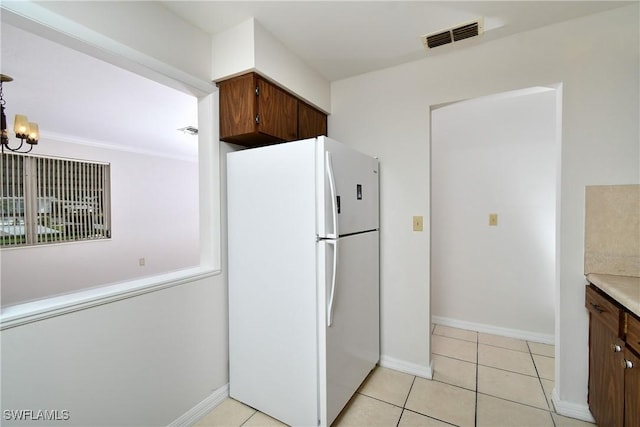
[586,285,622,335]
[627,313,640,354]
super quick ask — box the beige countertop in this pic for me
[587,273,640,317]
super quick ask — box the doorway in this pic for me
[430,86,561,343]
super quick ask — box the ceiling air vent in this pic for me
[177,126,198,135]
[422,18,484,50]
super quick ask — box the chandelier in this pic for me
[1,74,39,154]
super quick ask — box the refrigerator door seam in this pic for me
[325,151,339,239]
[326,239,338,327]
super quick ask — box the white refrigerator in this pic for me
[227,136,380,427]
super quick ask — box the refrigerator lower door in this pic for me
[319,231,380,426]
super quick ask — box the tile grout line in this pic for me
[475,330,479,427]
[355,391,403,410]
[434,333,547,379]
[203,326,572,427]
[435,327,562,426]
[351,326,565,427]
[527,341,558,427]
[395,376,417,427]
[401,408,459,427]
[238,409,258,427]
[402,376,417,408]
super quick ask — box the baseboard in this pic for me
[432,315,555,345]
[168,383,229,427]
[551,387,595,423]
[379,355,433,379]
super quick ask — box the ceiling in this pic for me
[162,1,632,82]
[0,23,200,160]
[0,1,632,158]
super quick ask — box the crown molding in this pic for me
[40,130,198,163]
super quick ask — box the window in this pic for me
[1,152,111,247]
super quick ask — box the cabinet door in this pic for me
[298,102,327,139]
[589,317,625,427]
[586,285,622,334]
[625,349,640,427]
[219,73,257,140]
[258,78,298,141]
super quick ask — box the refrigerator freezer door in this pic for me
[318,231,380,426]
[317,137,379,238]
[227,141,320,427]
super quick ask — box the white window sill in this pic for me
[1,267,220,330]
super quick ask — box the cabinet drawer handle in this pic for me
[612,344,623,352]
[590,302,605,313]
[623,359,634,369]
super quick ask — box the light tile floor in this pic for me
[195,325,596,427]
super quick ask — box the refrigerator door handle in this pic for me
[325,152,338,239]
[326,239,338,327]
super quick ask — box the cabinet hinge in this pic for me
[255,85,260,96]
[255,114,260,125]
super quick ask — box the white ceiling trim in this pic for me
[0,1,216,97]
[40,130,199,164]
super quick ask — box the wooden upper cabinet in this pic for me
[257,78,298,142]
[218,72,327,147]
[219,73,257,142]
[298,101,328,140]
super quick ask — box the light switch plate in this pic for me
[489,213,498,226]
[413,216,424,232]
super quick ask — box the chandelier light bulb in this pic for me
[14,114,30,138]
[27,122,39,144]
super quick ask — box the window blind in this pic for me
[1,152,111,247]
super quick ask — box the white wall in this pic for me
[211,18,257,82]
[211,18,331,112]
[253,20,331,112]
[2,2,638,424]
[1,5,229,426]
[1,1,214,96]
[431,88,557,341]
[1,121,233,427]
[29,1,212,84]
[1,139,200,306]
[330,4,639,417]
[0,274,227,426]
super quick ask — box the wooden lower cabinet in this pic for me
[588,315,624,426]
[625,312,640,427]
[625,348,640,427]
[586,284,640,427]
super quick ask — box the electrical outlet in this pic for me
[413,216,423,232]
[139,258,146,266]
[489,213,498,226]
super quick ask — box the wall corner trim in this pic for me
[0,267,220,330]
[379,355,433,380]
[551,387,595,423]
[168,383,229,427]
